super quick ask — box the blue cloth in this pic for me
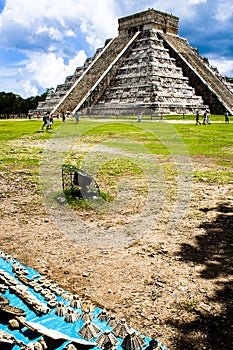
[0,253,168,349]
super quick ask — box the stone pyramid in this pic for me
[37,8,233,116]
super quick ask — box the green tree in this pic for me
[0,88,54,118]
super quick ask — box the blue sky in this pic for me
[0,0,232,98]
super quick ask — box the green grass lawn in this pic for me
[0,119,61,140]
[0,119,61,174]
[0,118,232,189]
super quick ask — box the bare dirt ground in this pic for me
[0,141,232,349]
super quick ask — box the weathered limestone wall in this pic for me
[159,33,233,115]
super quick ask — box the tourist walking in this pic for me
[206,110,211,124]
[74,111,80,123]
[62,111,66,122]
[225,111,229,124]
[46,116,51,130]
[49,114,54,128]
[41,115,47,130]
[137,113,142,122]
[203,110,210,125]
[195,111,201,125]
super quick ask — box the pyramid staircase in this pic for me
[37,32,140,115]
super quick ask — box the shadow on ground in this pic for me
[167,203,233,349]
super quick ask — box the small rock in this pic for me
[9,318,20,329]
[179,285,188,291]
[82,271,89,277]
[196,302,212,315]
[201,177,208,182]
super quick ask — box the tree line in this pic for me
[0,88,54,118]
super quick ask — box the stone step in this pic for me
[159,32,233,114]
[49,32,140,114]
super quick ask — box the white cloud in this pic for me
[36,26,63,41]
[0,0,118,96]
[66,29,76,37]
[0,1,119,55]
[24,50,87,91]
[1,0,79,25]
[208,57,233,77]
[71,0,119,48]
[22,80,39,97]
[0,49,87,98]
[0,0,118,42]
[214,0,233,21]
[188,0,207,4]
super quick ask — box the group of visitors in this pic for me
[60,110,80,123]
[195,109,211,125]
[195,109,230,125]
[41,110,80,129]
[40,109,230,127]
[41,112,54,130]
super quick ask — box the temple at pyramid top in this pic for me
[118,8,179,35]
[37,8,233,116]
